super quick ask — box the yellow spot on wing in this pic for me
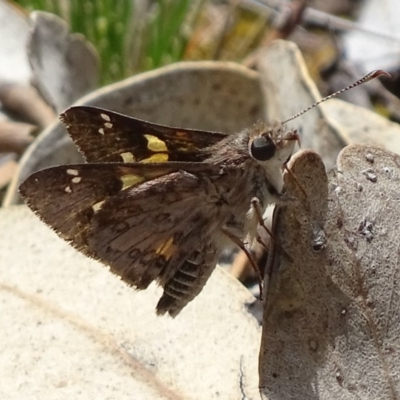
[156,237,175,260]
[121,174,145,189]
[144,134,168,152]
[120,152,135,162]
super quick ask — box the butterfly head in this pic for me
[249,121,299,168]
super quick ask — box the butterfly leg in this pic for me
[251,197,274,241]
[221,227,264,299]
[251,197,293,262]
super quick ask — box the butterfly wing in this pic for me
[20,162,226,316]
[61,106,227,163]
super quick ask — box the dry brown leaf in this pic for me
[260,145,400,399]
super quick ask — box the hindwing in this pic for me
[20,162,225,316]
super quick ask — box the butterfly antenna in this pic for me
[282,69,390,125]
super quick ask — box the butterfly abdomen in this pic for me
[156,248,217,317]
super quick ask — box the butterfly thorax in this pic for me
[202,121,297,240]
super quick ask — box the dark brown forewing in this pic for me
[61,106,227,163]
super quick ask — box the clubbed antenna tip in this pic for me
[282,69,391,125]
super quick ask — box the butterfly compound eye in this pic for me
[250,136,276,161]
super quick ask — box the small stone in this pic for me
[362,169,377,183]
[365,153,374,163]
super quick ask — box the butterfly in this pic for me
[19,70,386,317]
[19,105,298,316]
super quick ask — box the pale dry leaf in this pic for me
[28,11,99,112]
[73,61,264,132]
[323,100,400,155]
[259,145,400,400]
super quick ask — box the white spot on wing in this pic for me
[66,169,79,176]
[104,122,113,129]
[100,113,111,122]
[72,177,82,184]
[65,186,72,193]
[98,128,105,135]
